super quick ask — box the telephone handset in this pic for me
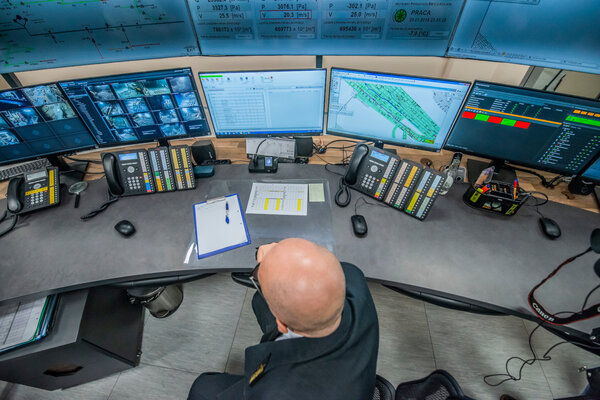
[102,150,156,197]
[344,144,400,199]
[6,167,60,214]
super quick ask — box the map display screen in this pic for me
[327,68,470,151]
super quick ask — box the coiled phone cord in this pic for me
[335,177,351,207]
[80,190,120,221]
[0,210,19,238]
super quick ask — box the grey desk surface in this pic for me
[1,164,599,335]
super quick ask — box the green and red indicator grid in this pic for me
[462,111,530,129]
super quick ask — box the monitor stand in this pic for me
[466,159,517,184]
[47,156,88,187]
[156,138,170,147]
[373,141,397,155]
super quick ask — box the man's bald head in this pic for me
[258,239,346,337]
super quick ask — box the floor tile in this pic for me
[108,364,197,400]
[2,374,117,400]
[523,320,598,398]
[370,284,437,386]
[141,274,247,375]
[425,303,554,400]
[0,382,12,400]
[225,289,262,375]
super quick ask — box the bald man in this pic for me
[188,238,379,400]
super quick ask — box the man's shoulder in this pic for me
[340,262,367,282]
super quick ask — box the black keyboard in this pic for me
[0,159,51,182]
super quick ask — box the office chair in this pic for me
[371,375,395,400]
[395,370,475,400]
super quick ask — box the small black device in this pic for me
[148,147,176,193]
[102,150,155,196]
[295,137,314,158]
[114,220,136,237]
[193,165,215,178]
[351,215,368,237]
[191,139,216,165]
[201,159,231,166]
[6,167,60,214]
[539,217,561,239]
[169,145,196,190]
[568,176,594,196]
[249,155,278,173]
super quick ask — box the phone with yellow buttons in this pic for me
[7,167,61,214]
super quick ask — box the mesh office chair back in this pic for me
[395,370,473,400]
[371,375,395,400]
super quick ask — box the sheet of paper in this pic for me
[246,183,308,216]
[309,183,325,202]
[0,297,47,351]
[194,194,250,259]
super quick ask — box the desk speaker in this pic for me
[191,140,216,166]
[568,177,594,196]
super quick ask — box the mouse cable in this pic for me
[0,210,18,238]
[354,196,388,215]
[523,191,549,218]
[335,177,351,207]
[80,190,120,221]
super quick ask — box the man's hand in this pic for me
[256,242,278,263]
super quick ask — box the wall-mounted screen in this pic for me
[447,0,600,74]
[188,0,464,56]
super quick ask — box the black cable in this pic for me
[523,191,549,218]
[510,166,552,188]
[335,177,351,207]
[543,69,563,91]
[354,196,388,215]
[251,138,269,165]
[0,212,19,238]
[80,190,120,220]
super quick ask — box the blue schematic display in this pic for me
[327,68,471,152]
[447,0,600,74]
[0,84,96,165]
[188,0,464,55]
[200,69,326,137]
[0,0,199,73]
[60,68,209,146]
[583,158,600,183]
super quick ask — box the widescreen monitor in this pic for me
[582,157,600,183]
[327,68,471,152]
[445,81,600,175]
[199,69,326,137]
[447,0,600,74]
[0,84,96,165]
[60,68,209,147]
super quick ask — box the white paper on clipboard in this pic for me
[193,194,250,259]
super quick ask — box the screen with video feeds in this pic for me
[447,0,600,74]
[582,158,600,182]
[200,69,326,137]
[60,68,209,146]
[0,84,96,165]
[327,68,470,152]
[445,82,600,175]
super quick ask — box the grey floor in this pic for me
[1,273,598,400]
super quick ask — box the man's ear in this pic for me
[275,318,288,334]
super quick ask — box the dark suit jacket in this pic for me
[218,262,379,400]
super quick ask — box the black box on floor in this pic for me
[0,287,144,390]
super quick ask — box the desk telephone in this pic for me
[344,144,445,220]
[6,167,60,214]
[102,145,195,196]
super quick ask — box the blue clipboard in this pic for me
[193,193,251,259]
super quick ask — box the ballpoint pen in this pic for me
[225,201,230,224]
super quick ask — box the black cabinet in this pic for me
[0,286,144,390]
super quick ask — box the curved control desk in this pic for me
[0,164,598,343]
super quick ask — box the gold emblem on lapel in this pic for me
[249,353,271,386]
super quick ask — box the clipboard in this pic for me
[193,193,251,259]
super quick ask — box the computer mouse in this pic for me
[115,220,136,237]
[539,217,561,239]
[351,214,368,237]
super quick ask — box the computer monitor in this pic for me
[199,69,326,137]
[327,68,471,152]
[582,157,600,183]
[0,84,96,166]
[447,0,600,74]
[60,68,210,147]
[445,81,600,175]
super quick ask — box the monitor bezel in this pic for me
[0,82,97,167]
[199,68,327,138]
[325,67,472,153]
[444,80,600,176]
[59,67,209,148]
[581,153,600,184]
